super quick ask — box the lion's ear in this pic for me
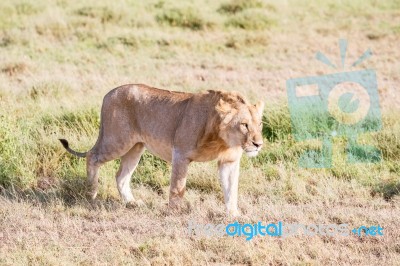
[254,101,264,118]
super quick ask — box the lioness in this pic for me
[60,84,264,216]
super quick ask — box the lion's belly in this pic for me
[190,151,219,162]
[142,139,173,163]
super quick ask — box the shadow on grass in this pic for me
[0,177,123,211]
[372,179,400,201]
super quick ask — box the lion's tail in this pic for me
[59,139,87,158]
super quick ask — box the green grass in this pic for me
[156,7,210,30]
[218,0,267,14]
[225,9,276,30]
[1,99,399,202]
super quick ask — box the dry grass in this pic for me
[1,0,400,265]
[1,187,399,265]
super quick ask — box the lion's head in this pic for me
[216,91,264,157]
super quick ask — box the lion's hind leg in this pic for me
[116,143,145,206]
[86,138,139,203]
[86,151,103,201]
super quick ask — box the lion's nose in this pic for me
[252,141,263,148]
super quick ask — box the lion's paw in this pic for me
[126,199,145,209]
[168,199,191,215]
[227,209,241,218]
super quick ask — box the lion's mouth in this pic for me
[245,150,259,157]
[243,146,261,157]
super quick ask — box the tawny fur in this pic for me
[60,84,264,216]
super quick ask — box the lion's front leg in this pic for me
[169,152,190,209]
[218,158,241,217]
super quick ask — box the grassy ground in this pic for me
[1,0,400,265]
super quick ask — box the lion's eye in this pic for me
[241,123,249,130]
